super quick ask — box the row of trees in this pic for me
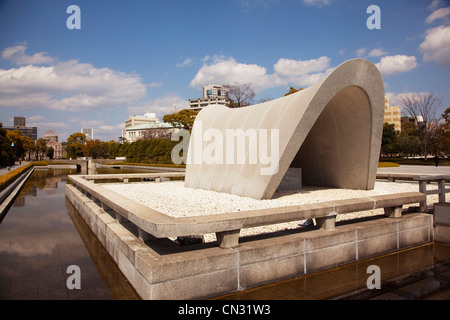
[382,96,449,158]
[0,123,52,166]
[64,132,180,164]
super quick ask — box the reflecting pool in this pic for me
[0,169,140,300]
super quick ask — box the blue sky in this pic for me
[0,0,449,142]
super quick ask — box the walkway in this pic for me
[377,164,450,176]
[0,162,31,178]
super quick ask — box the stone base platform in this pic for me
[65,183,434,300]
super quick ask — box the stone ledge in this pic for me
[68,175,426,248]
[65,184,433,299]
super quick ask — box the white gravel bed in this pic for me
[102,180,438,242]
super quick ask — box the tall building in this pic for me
[203,85,229,99]
[384,97,402,132]
[189,85,231,111]
[4,116,38,141]
[81,128,94,141]
[14,116,26,128]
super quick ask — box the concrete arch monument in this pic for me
[184,58,385,200]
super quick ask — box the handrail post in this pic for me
[439,179,446,203]
[216,229,240,249]
[418,180,427,212]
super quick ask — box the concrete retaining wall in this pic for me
[65,184,433,300]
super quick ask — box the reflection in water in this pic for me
[12,169,77,208]
[0,169,140,300]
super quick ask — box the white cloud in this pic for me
[127,94,188,119]
[190,56,269,92]
[375,55,418,77]
[273,56,330,77]
[99,124,124,131]
[235,0,280,12]
[148,82,163,88]
[425,7,450,24]
[429,0,444,11]
[369,49,388,57]
[1,43,55,65]
[176,57,193,68]
[190,55,332,93]
[419,25,450,67]
[356,48,367,57]
[303,0,330,7]
[386,91,432,109]
[0,45,147,111]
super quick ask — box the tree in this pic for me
[397,121,422,157]
[442,106,450,123]
[431,123,450,156]
[5,130,33,162]
[225,82,255,108]
[256,96,274,104]
[47,147,55,160]
[35,138,48,160]
[430,106,450,156]
[83,139,109,159]
[163,109,199,132]
[66,132,86,159]
[142,128,173,140]
[401,93,443,159]
[381,123,399,156]
[284,87,303,96]
[0,123,14,166]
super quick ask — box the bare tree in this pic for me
[401,93,443,159]
[225,82,256,108]
[141,128,173,140]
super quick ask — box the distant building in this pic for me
[43,130,66,159]
[125,113,158,128]
[384,97,402,132]
[81,128,94,141]
[189,85,231,111]
[14,116,26,128]
[3,116,38,141]
[123,122,178,143]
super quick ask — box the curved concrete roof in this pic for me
[185,58,385,199]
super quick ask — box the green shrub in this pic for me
[0,163,33,192]
[378,162,400,168]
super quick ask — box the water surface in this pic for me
[0,169,140,300]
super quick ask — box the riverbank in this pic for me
[0,164,34,219]
[0,162,33,192]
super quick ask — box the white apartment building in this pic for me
[125,113,158,128]
[122,113,178,142]
[124,122,178,143]
[189,85,231,111]
[81,128,94,141]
